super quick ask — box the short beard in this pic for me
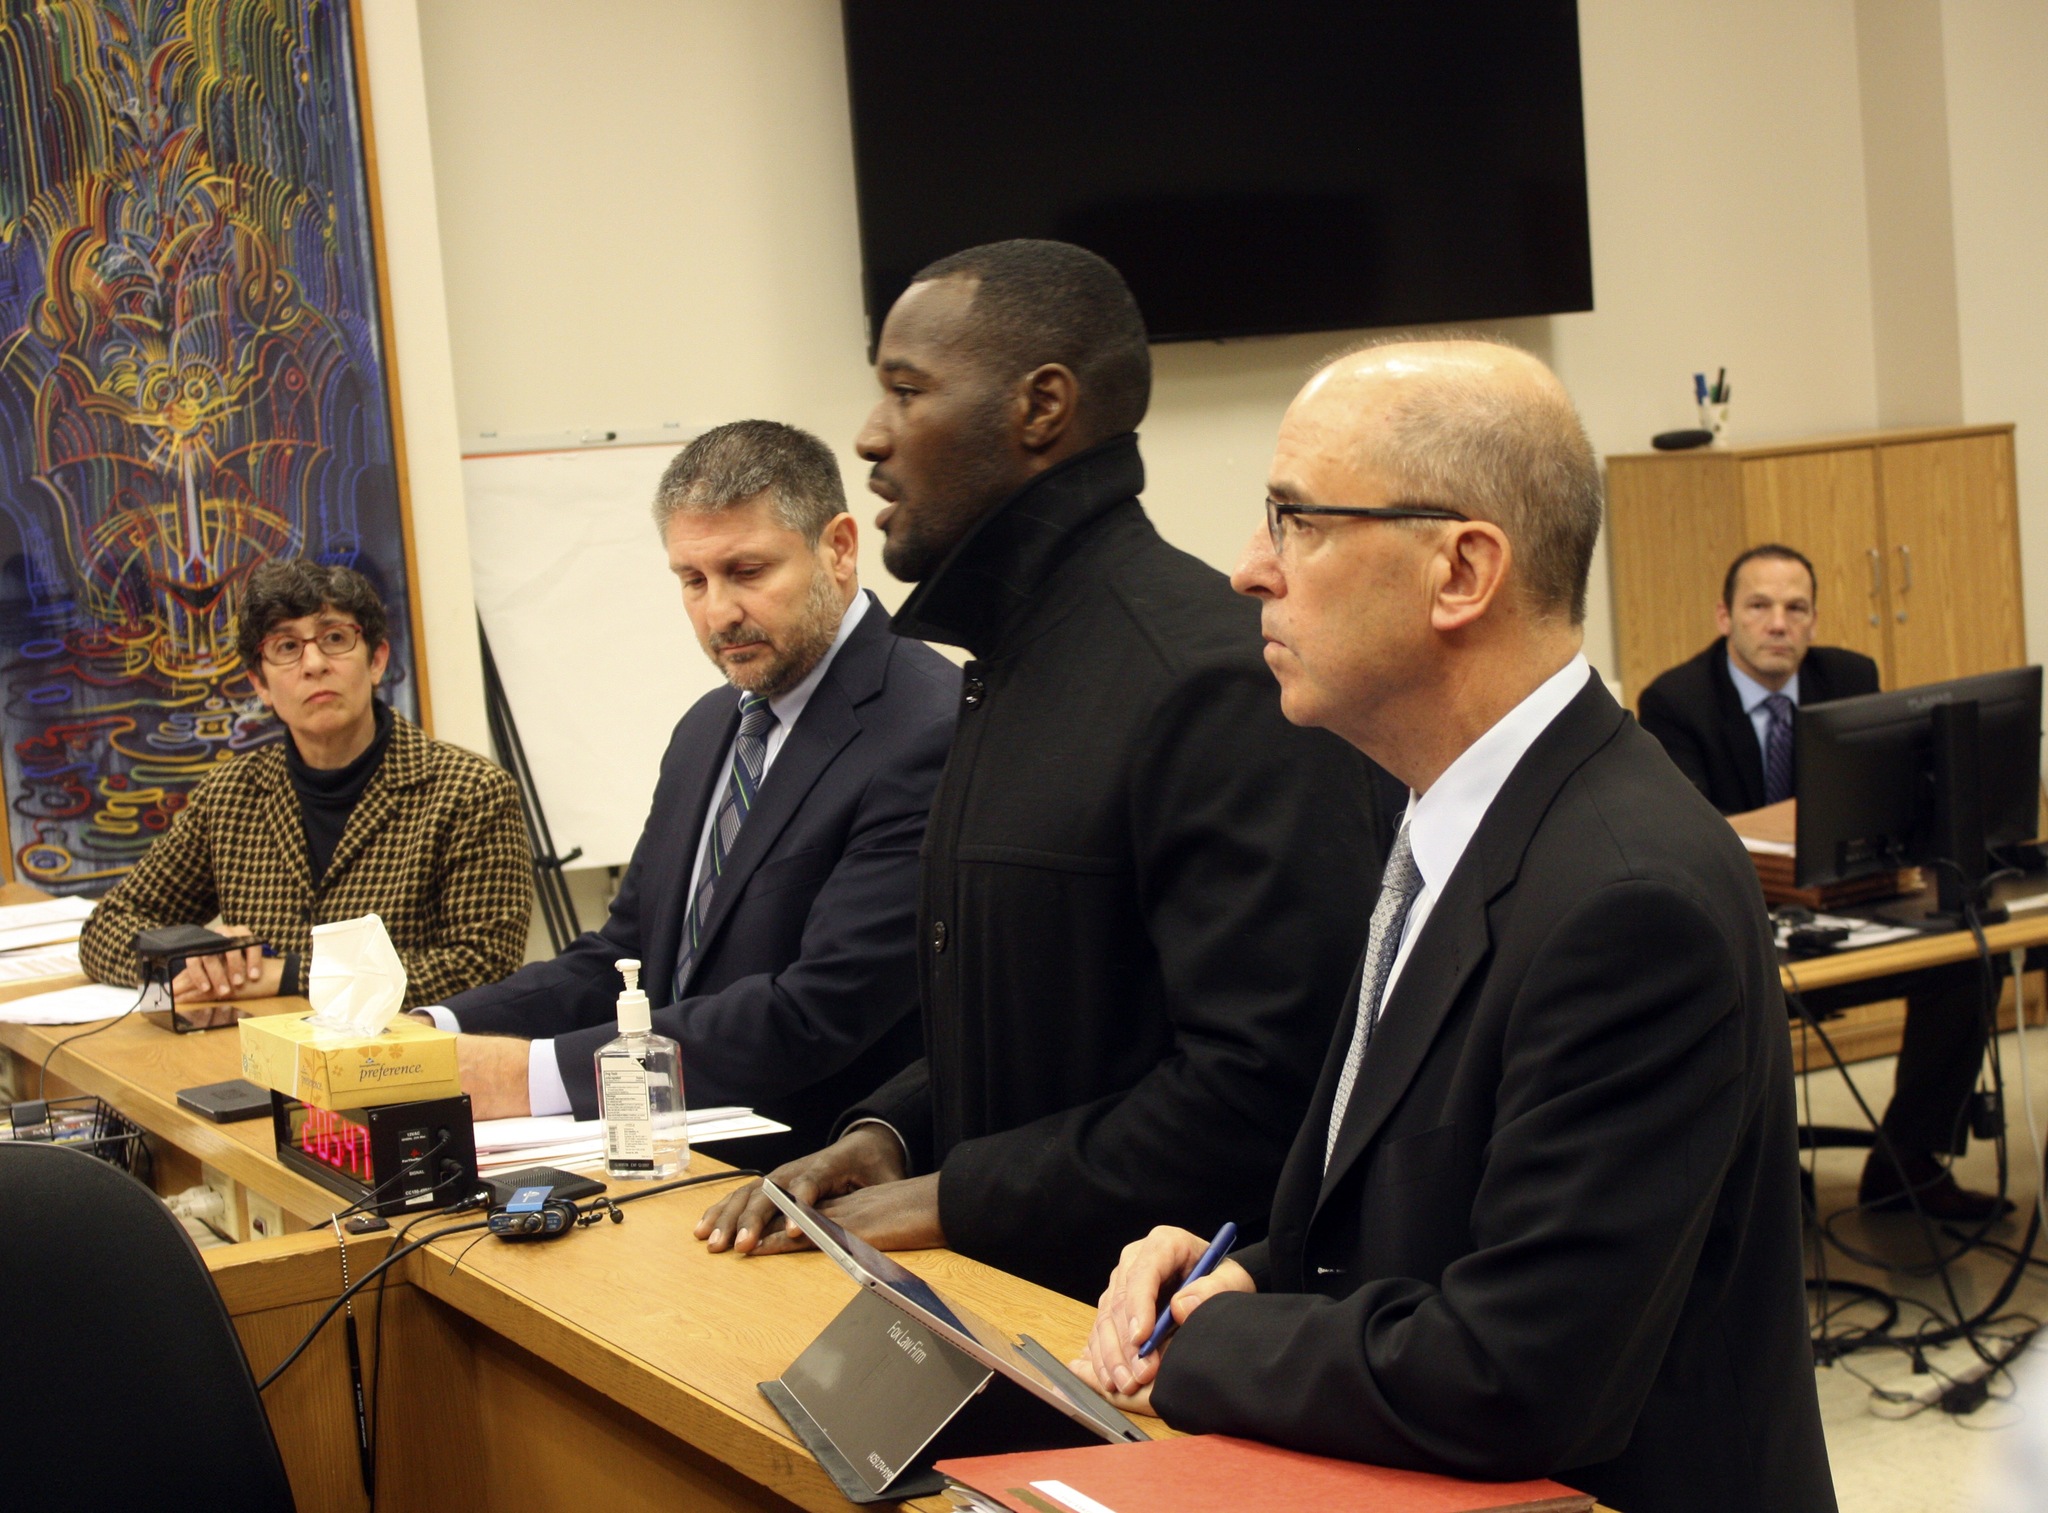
[713,565,844,699]
[878,390,1020,582]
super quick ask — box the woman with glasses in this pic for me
[78,560,532,1008]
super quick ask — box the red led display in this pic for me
[288,1104,374,1184]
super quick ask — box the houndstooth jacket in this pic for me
[78,712,533,1007]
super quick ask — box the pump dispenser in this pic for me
[595,958,687,1179]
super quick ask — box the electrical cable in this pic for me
[263,1167,766,1394]
[2009,945,2048,1240]
[258,1218,489,1391]
[36,984,148,1098]
[305,1134,464,1230]
[330,1214,376,1500]
[364,1194,493,1510]
[1791,881,2045,1413]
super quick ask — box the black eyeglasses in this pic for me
[1265,497,1469,554]
[259,623,365,667]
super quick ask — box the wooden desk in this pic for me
[0,896,1634,1513]
[1775,884,2048,1072]
[0,956,1128,1511]
[0,977,344,1232]
[204,1153,1115,1513]
[1780,908,2048,997]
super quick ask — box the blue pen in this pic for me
[1693,372,1707,405]
[1137,1221,1237,1358]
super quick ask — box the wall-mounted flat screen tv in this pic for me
[842,1,1594,347]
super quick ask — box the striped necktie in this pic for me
[1763,692,1795,805]
[1324,822,1424,1171]
[674,693,777,1001]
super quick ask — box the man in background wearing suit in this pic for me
[1077,341,1835,1513]
[1638,546,2004,1222]
[1637,545,1875,811]
[419,421,958,1166]
[698,240,1382,1301]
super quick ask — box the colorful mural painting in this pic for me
[0,0,418,894]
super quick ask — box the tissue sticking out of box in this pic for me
[307,914,408,1035]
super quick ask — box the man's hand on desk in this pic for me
[169,925,283,1002]
[455,1034,532,1119]
[696,1123,943,1254]
[1070,1225,1259,1415]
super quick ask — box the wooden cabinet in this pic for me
[1606,424,2025,703]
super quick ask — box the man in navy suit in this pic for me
[1637,546,1877,813]
[422,421,957,1165]
[1638,546,2006,1222]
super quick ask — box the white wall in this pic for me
[416,1,890,600]
[1940,1,2048,670]
[1523,0,1879,671]
[359,0,489,755]
[1855,0,1965,428]
[413,0,1899,691]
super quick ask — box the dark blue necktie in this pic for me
[675,693,777,1000]
[1763,693,1795,805]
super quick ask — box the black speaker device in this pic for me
[133,924,257,1033]
[270,1091,478,1216]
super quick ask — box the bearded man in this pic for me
[422,420,958,1164]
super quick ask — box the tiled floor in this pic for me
[1799,1019,2048,1512]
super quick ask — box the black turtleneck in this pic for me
[891,432,1144,657]
[286,700,393,887]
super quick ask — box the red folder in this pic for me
[937,1434,1594,1513]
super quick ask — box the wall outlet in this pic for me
[246,1191,285,1243]
[199,1164,244,1243]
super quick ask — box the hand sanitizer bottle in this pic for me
[596,958,687,1180]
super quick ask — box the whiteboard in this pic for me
[463,444,722,871]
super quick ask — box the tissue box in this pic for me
[239,1012,461,1113]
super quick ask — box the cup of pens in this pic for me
[1696,370,1730,444]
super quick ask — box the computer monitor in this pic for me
[1796,665,2043,923]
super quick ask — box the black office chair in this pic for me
[0,1140,296,1511]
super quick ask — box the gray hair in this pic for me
[1338,333,1603,625]
[652,420,846,543]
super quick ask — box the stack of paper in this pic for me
[0,981,145,1025]
[471,1108,790,1175]
[0,945,83,985]
[1726,800,1917,908]
[1772,911,1921,952]
[0,895,95,955]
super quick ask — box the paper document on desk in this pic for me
[0,945,81,983]
[1727,799,1797,858]
[471,1108,790,1175]
[0,895,96,953]
[0,981,144,1025]
[1773,912,1921,951]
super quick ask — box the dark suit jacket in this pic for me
[444,594,958,1164]
[845,434,1386,1302]
[1153,678,1836,1513]
[1637,638,1879,813]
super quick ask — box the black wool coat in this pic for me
[844,433,1389,1302]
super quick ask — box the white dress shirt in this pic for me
[1726,652,1799,756]
[422,591,871,1116]
[1376,654,1592,1017]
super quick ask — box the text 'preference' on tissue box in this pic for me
[239,1012,460,1112]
